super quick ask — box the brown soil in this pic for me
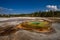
[0,25,19,36]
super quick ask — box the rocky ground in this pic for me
[0,17,60,40]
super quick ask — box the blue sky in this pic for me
[0,0,60,14]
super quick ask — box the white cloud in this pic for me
[46,5,58,10]
[45,10,49,12]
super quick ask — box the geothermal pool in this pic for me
[0,19,60,40]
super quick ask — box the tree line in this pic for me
[0,11,60,17]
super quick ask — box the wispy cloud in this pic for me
[8,9,13,11]
[0,7,13,14]
[0,7,13,11]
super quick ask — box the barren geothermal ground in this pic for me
[0,17,60,40]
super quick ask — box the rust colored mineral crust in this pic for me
[17,21,54,33]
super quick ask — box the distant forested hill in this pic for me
[0,11,60,17]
